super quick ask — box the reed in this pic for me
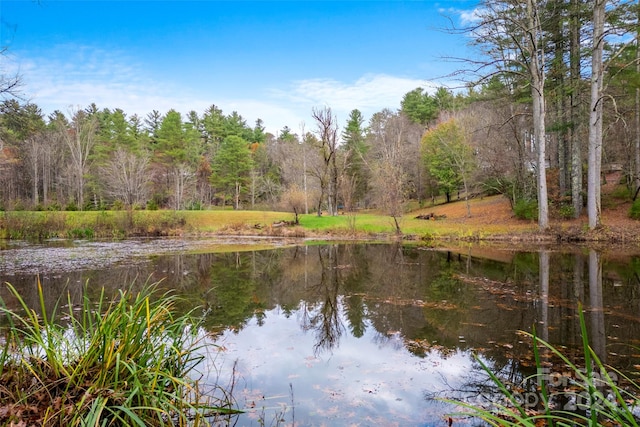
[446,306,640,426]
[0,279,237,426]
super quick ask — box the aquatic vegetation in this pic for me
[447,307,640,426]
[0,279,238,426]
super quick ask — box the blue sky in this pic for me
[1,0,477,135]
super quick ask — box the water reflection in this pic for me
[1,242,640,424]
[589,249,606,363]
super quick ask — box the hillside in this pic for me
[413,191,639,244]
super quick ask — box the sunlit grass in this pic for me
[1,196,539,241]
[182,210,293,232]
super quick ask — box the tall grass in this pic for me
[447,307,640,426]
[0,279,237,426]
[0,210,187,239]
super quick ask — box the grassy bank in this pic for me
[0,280,235,426]
[0,210,190,239]
[2,194,638,242]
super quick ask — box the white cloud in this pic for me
[270,74,440,130]
[14,44,309,133]
[458,8,482,26]
[18,45,174,115]
[13,43,445,135]
[436,6,481,27]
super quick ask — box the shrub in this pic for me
[1,212,67,240]
[513,199,538,220]
[67,227,95,239]
[630,198,640,220]
[11,199,26,211]
[47,202,62,211]
[111,199,125,210]
[146,199,159,211]
[611,185,631,200]
[556,203,575,219]
[186,200,204,210]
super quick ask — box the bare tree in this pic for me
[171,162,195,210]
[526,0,550,230]
[100,148,151,207]
[59,109,99,209]
[23,132,46,205]
[457,0,551,229]
[312,107,340,216]
[0,48,22,99]
[280,184,306,224]
[569,0,584,217]
[636,2,640,198]
[367,110,414,234]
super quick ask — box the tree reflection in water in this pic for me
[301,245,345,355]
[445,247,639,422]
[2,242,640,424]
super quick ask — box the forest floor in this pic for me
[411,189,640,246]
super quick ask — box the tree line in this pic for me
[0,0,639,232]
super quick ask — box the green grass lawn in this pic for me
[1,197,534,241]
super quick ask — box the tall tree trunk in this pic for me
[42,151,48,205]
[32,156,39,206]
[235,180,240,210]
[635,1,640,198]
[588,0,605,229]
[553,5,568,197]
[528,0,549,230]
[570,0,583,216]
[329,153,338,216]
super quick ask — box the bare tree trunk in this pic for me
[528,0,549,230]
[42,149,48,204]
[235,180,240,210]
[250,170,256,209]
[588,0,605,229]
[61,110,98,210]
[570,0,583,216]
[635,2,640,198]
[172,163,193,210]
[24,135,41,206]
[312,107,339,216]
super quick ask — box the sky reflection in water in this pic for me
[204,301,471,426]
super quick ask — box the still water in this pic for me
[1,240,640,426]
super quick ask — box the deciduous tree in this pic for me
[58,108,99,209]
[422,118,477,216]
[100,148,150,207]
[462,0,551,229]
[312,107,340,216]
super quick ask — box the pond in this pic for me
[1,239,640,426]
